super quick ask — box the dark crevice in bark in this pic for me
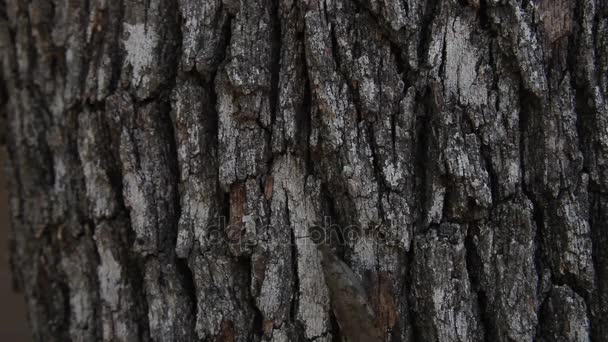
[0,0,5,24]
[233,251,262,341]
[85,222,104,341]
[589,193,608,340]
[100,115,126,219]
[320,184,345,258]
[417,0,441,69]
[478,0,489,30]
[438,30,448,90]
[388,39,409,88]
[0,21,6,144]
[175,257,197,333]
[160,40,182,248]
[328,310,341,342]
[129,256,151,341]
[294,21,313,161]
[299,63,313,162]
[572,87,594,181]
[328,21,343,76]
[414,86,434,232]
[404,244,418,342]
[366,122,387,224]
[78,0,92,96]
[251,303,265,341]
[407,247,425,342]
[464,225,493,342]
[480,144,498,204]
[58,277,72,340]
[216,12,235,81]
[113,1,127,96]
[269,0,281,137]
[535,288,551,341]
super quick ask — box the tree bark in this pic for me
[1,0,607,341]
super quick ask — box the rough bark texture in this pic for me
[1,0,607,341]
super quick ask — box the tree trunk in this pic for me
[1,0,607,341]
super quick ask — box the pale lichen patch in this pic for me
[123,23,158,89]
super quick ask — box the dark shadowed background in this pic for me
[0,147,29,340]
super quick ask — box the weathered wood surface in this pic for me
[0,0,607,341]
